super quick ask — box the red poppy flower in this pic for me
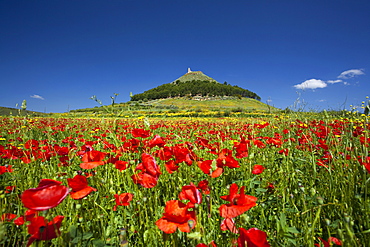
[217,149,239,169]
[253,139,266,149]
[67,174,97,200]
[113,193,134,211]
[0,165,13,175]
[21,179,69,211]
[219,183,257,218]
[278,148,289,156]
[131,128,151,138]
[252,165,265,175]
[237,227,270,247]
[179,183,202,207]
[26,215,64,247]
[234,138,250,159]
[197,180,211,195]
[132,153,161,188]
[165,160,180,174]
[131,172,159,188]
[156,200,196,234]
[0,213,17,222]
[80,150,106,169]
[14,209,37,226]
[220,217,238,233]
[115,160,128,171]
[148,134,166,148]
[314,237,342,247]
[197,160,213,175]
[196,241,217,247]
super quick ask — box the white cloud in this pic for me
[30,94,45,100]
[338,69,365,79]
[327,79,343,84]
[294,79,327,90]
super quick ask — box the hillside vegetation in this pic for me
[0,106,46,116]
[130,80,260,101]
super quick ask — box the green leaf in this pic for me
[187,232,202,240]
[71,237,82,244]
[92,239,106,247]
[287,226,300,234]
[69,225,78,238]
[82,232,94,240]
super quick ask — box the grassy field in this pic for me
[147,97,275,111]
[0,112,369,246]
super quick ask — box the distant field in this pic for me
[146,97,277,111]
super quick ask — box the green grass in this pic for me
[1,113,369,246]
[148,97,276,111]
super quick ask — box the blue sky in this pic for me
[1,0,369,113]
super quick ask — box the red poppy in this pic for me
[156,200,196,234]
[179,183,202,207]
[14,209,37,226]
[67,174,97,200]
[219,183,257,218]
[198,160,213,175]
[165,160,180,174]
[113,193,134,211]
[21,179,69,211]
[234,137,250,159]
[4,185,15,193]
[0,213,17,222]
[148,134,166,148]
[220,217,238,233]
[131,128,151,138]
[115,160,128,171]
[197,180,211,195]
[26,215,64,247]
[80,150,106,169]
[253,139,266,149]
[196,241,217,247]
[278,148,289,156]
[217,149,239,169]
[314,237,342,247]
[237,227,270,247]
[132,153,161,188]
[0,165,13,175]
[252,165,265,175]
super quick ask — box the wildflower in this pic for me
[314,236,342,247]
[0,213,17,222]
[237,227,270,247]
[132,153,161,188]
[113,193,134,211]
[67,174,97,200]
[26,215,64,247]
[156,200,196,234]
[21,179,69,211]
[219,183,257,218]
[115,160,128,171]
[179,183,202,207]
[80,150,106,169]
[0,165,13,175]
[252,165,265,175]
[131,128,151,138]
[148,134,166,148]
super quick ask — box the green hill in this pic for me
[0,106,46,116]
[131,69,260,101]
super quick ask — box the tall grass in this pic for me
[0,114,369,246]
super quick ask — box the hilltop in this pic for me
[131,68,260,102]
[171,68,219,83]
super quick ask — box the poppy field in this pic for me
[0,114,369,246]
